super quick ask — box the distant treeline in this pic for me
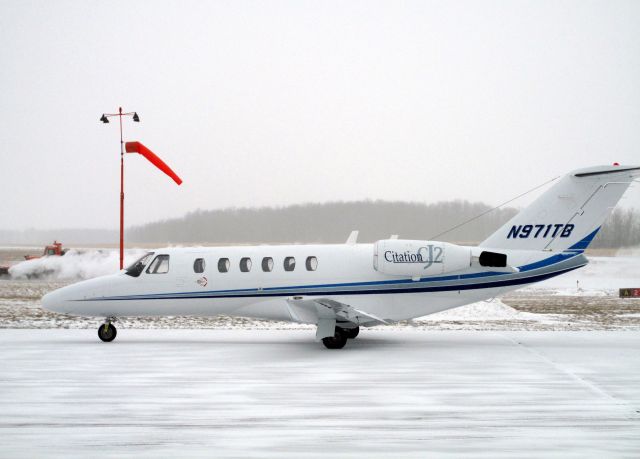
[126,200,638,248]
[2,201,638,248]
[593,207,640,248]
[127,200,517,245]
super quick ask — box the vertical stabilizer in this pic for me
[480,165,639,252]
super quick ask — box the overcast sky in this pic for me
[1,0,638,231]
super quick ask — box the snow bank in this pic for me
[418,299,542,322]
[617,245,640,257]
[525,256,640,293]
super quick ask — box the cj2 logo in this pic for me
[384,245,443,269]
[508,224,574,239]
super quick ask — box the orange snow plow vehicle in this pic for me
[23,241,68,260]
[0,241,68,277]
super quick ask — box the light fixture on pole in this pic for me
[99,107,140,270]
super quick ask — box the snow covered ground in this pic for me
[523,255,639,295]
[0,329,639,458]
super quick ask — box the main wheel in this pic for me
[322,329,348,349]
[338,326,359,339]
[98,323,117,342]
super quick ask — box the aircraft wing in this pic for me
[286,296,388,339]
[315,298,389,324]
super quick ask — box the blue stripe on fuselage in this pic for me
[80,252,585,302]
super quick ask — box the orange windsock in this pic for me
[125,141,182,185]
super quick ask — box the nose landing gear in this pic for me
[98,318,117,342]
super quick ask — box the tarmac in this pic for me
[1,329,639,458]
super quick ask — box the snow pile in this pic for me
[8,249,147,281]
[419,299,541,322]
[616,245,640,257]
[525,256,640,294]
[550,288,608,297]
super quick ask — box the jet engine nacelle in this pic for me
[373,239,472,277]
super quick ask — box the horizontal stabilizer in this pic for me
[574,166,640,177]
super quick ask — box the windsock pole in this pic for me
[100,108,182,270]
[119,108,125,271]
[100,107,141,270]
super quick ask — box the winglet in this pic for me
[346,230,359,245]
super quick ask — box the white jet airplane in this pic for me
[42,165,639,348]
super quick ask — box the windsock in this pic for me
[124,141,182,185]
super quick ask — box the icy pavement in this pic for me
[0,329,639,458]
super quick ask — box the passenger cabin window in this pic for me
[306,256,318,271]
[262,257,274,272]
[125,252,154,277]
[193,258,205,273]
[218,258,230,273]
[146,255,170,274]
[240,257,252,272]
[284,256,296,272]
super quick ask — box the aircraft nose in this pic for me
[42,288,70,314]
[41,276,112,315]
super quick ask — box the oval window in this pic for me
[240,257,252,273]
[262,257,274,272]
[218,258,230,273]
[306,256,318,271]
[193,258,205,273]
[284,256,296,272]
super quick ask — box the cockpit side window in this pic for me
[146,255,170,274]
[125,252,154,277]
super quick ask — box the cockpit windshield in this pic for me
[125,252,154,277]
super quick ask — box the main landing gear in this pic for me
[321,326,359,349]
[340,326,359,339]
[98,318,117,342]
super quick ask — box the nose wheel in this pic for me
[98,320,117,342]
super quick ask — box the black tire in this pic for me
[339,326,359,339]
[322,329,348,349]
[98,323,117,342]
